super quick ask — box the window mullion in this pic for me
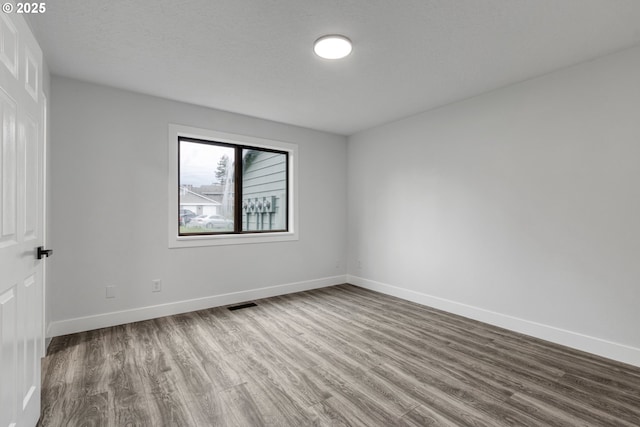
[234,146,243,232]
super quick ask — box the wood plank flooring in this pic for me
[38,284,640,426]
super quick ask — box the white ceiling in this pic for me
[29,0,640,135]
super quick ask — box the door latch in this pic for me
[37,246,53,259]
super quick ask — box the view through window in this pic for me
[178,137,288,235]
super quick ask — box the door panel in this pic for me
[0,286,18,427]
[0,14,18,78]
[0,89,17,244]
[20,274,40,413]
[24,115,38,240]
[0,10,45,427]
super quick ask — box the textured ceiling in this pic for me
[29,0,640,135]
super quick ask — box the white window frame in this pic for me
[168,124,299,248]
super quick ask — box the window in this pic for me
[168,125,298,248]
[179,137,288,235]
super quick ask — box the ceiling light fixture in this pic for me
[313,35,352,60]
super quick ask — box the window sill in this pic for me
[169,230,298,248]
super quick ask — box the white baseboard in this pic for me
[47,275,347,338]
[347,275,640,368]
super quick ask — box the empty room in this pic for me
[1,1,640,426]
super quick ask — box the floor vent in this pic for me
[228,302,257,311]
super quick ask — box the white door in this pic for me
[0,10,45,427]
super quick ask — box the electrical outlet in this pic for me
[106,286,116,299]
[152,279,162,293]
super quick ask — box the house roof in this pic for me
[179,187,221,205]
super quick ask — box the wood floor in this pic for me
[38,284,640,426]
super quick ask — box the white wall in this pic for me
[49,76,348,335]
[348,45,640,366]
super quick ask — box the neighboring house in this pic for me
[241,150,287,231]
[199,184,225,204]
[179,186,221,216]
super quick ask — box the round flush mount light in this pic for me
[313,35,352,59]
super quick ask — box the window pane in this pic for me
[179,140,235,234]
[242,149,287,231]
